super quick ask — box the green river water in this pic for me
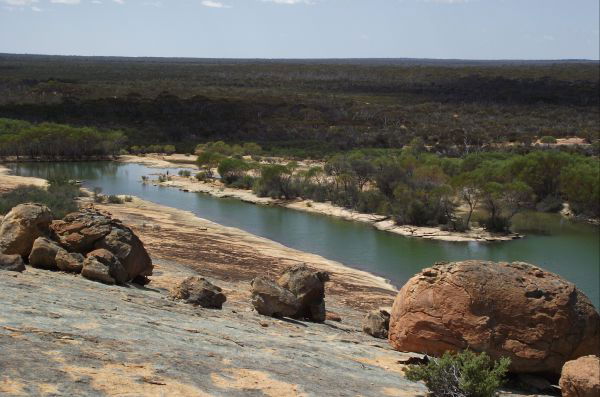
[7,161,599,307]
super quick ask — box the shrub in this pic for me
[178,170,192,177]
[124,195,133,202]
[539,136,557,144]
[195,171,209,181]
[107,195,124,204]
[404,350,510,397]
[0,179,80,218]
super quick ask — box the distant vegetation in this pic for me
[0,118,124,159]
[197,141,599,230]
[0,54,597,156]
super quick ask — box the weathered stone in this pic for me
[170,277,227,309]
[81,257,115,285]
[86,248,128,284]
[251,276,300,318]
[95,227,152,281]
[388,261,600,374]
[0,253,25,272]
[277,264,329,322]
[55,251,85,273]
[51,209,153,281]
[0,203,53,257]
[559,355,600,397]
[28,237,66,270]
[362,309,390,339]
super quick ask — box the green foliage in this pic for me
[539,136,557,144]
[217,157,251,185]
[560,158,600,217]
[178,170,192,177]
[107,194,124,204]
[0,118,125,159]
[0,178,79,218]
[404,351,511,397]
[253,163,297,199]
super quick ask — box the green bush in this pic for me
[539,136,557,144]
[107,195,124,204]
[178,170,192,177]
[0,179,80,218]
[404,350,510,397]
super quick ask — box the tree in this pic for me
[217,158,250,185]
[196,151,224,178]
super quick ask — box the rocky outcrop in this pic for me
[388,261,600,374]
[0,203,53,257]
[251,276,300,318]
[28,237,66,270]
[277,264,329,322]
[559,355,600,397]
[55,251,85,273]
[362,309,390,339]
[51,208,153,282]
[170,277,227,309]
[0,253,25,272]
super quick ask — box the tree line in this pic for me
[197,141,599,231]
[0,118,125,159]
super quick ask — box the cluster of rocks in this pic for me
[0,203,153,285]
[250,264,330,322]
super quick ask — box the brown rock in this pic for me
[0,203,53,257]
[251,276,300,318]
[0,253,25,272]
[559,355,600,397]
[277,264,329,322]
[28,237,66,270]
[326,312,342,322]
[80,249,127,285]
[55,251,85,273]
[388,261,600,374]
[51,209,153,281]
[81,257,115,285]
[170,277,227,309]
[362,309,390,339]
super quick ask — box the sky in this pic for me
[0,0,598,60]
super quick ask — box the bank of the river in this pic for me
[0,164,46,194]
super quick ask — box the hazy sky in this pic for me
[0,0,598,59]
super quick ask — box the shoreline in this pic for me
[119,154,522,243]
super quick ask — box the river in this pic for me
[8,161,599,307]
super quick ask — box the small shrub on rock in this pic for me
[107,195,124,204]
[404,350,510,397]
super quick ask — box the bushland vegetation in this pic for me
[0,118,125,159]
[197,140,599,232]
[0,177,80,217]
[0,54,597,156]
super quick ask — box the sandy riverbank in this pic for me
[0,164,47,194]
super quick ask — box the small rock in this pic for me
[250,276,300,318]
[28,237,66,270]
[560,355,600,397]
[169,277,227,309]
[362,309,390,339]
[55,251,85,273]
[0,253,25,272]
[86,248,128,284]
[81,257,115,285]
[325,312,342,322]
[277,264,329,322]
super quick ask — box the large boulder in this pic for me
[362,309,390,339]
[0,253,25,272]
[559,355,600,397]
[277,264,330,322]
[388,261,600,375]
[81,248,127,285]
[52,209,152,281]
[28,237,66,270]
[170,277,227,309]
[0,203,53,257]
[251,276,300,318]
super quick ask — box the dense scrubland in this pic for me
[0,54,598,156]
[0,54,598,228]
